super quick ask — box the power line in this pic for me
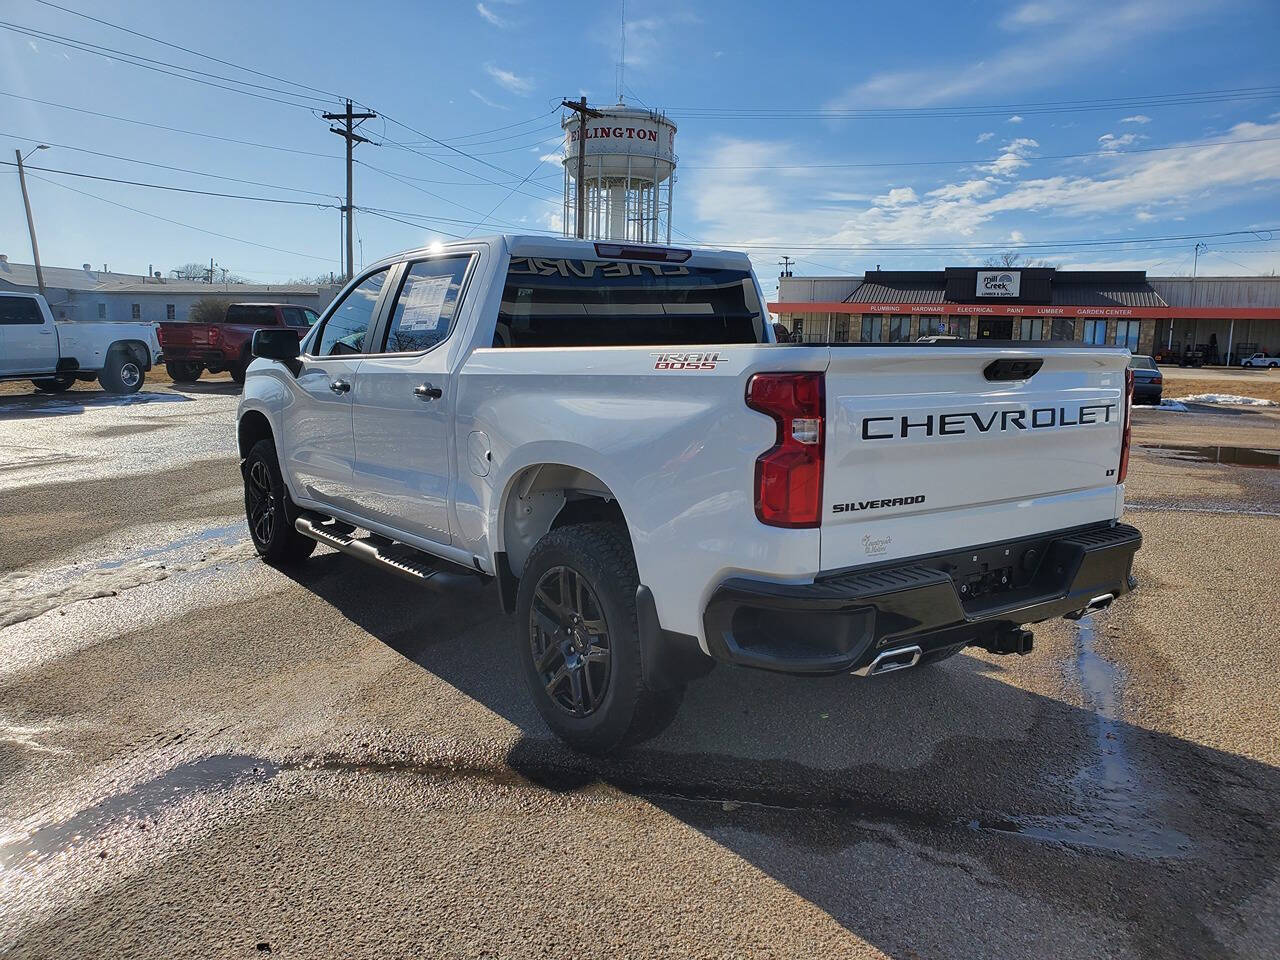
[25,173,334,262]
[0,20,326,111]
[358,207,468,240]
[667,86,1280,120]
[681,135,1280,170]
[1,131,338,198]
[1,161,338,207]
[0,91,339,159]
[27,0,348,103]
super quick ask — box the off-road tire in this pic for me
[165,360,203,383]
[99,347,145,394]
[230,350,250,385]
[243,439,316,565]
[31,375,75,393]
[515,522,680,754]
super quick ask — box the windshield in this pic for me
[495,258,765,347]
[1128,355,1158,370]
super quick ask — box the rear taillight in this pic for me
[155,325,165,346]
[1151,375,1162,385]
[1118,368,1134,484]
[208,325,221,344]
[746,372,825,527]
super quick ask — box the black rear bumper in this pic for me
[703,521,1141,676]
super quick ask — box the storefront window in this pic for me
[951,316,971,338]
[1113,320,1140,351]
[860,315,882,342]
[833,315,851,343]
[1082,319,1107,345]
[919,315,945,337]
[1020,317,1044,340]
[887,316,909,342]
[1051,319,1076,341]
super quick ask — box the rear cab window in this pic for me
[495,256,766,347]
[379,255,473,353]
[226,305,279,326]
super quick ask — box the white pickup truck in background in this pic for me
[0,291,161,394]
[236,235,1142,752]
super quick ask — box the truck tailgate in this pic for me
[820,345,1128,571]
[158,322,217,348]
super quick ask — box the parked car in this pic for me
[158,302,317,384]
[1239,353,1277,368]
[0,291,160,394]
[1128,355,1163,404]
[236,235,1142,753]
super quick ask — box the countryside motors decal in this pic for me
[860,402,1118,441]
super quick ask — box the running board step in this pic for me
[294,514,441,584]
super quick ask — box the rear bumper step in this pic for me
[703,521,1141,676]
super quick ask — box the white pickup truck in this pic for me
[237,236,1142,752]
[0,291,161,394]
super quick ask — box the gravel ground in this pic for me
[0,382,1276,959]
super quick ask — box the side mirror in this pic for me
[252,327,302,376]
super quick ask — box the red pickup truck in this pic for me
[158,302,317,383]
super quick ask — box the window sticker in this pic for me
[399,275,451,331]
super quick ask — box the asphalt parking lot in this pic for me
[1,375,1277,959]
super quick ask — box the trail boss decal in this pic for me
[652,352,725,371]
[833,495,926,513]
[860,402,1117,441]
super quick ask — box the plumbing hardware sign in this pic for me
[976,271,1021,297]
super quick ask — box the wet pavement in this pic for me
[0,383,1277,959]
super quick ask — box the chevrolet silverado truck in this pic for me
[0,291,160,394]
[236,236,1142,752]
[159,302,317,384]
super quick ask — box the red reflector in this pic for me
[1118,368,1134,484]
[746,372,825,528]
[1151,375,1162,385]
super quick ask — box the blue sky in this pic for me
[2,0,1279,300]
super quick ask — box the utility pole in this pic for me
[561,97,603,239]
[14,149,46,295]
[778,256,794,277]
[323,99,376,280]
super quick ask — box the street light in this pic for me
[14,144,51,294]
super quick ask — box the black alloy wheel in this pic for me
[245,457,276,547]
[529,565,613,717]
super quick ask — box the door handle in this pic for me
[413,382,443,401]
[329,379,351,394]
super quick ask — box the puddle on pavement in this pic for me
[92,522,246,571]
[1139,443,1280,468]
[0,754,279,868]
[985,616,1191,859]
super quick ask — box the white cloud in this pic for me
[475,3,508,27]
[877,187,919,207]
[1006,2,1067,27]
[1007,115,1024,124]
[1135,210,1156,221]
[538,152,562,164]
[826,1,1193,108]
[1009,230,1027,243]
[485,64,532,95]
[1098,132,1141,150]
[469,88,509,111]
[978,137,1040,175]
[1121,114,1152,124]
[976,131,995,143]
[928,180,995,201]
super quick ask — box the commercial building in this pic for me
[0,256,340,325]
[769,266,1280,363]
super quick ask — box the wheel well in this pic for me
[237,410,274,459]
[501,464,626,577]
[108,339,152,370]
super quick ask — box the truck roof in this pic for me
[367,234,754,272]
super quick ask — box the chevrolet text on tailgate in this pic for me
[237,235,1141,753]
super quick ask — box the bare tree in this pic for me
[982,251,1056,268]
[171,262,210,281]
[189,298,229,325]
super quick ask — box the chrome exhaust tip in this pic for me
[853,645,923,677]
[1064,593,1117,621]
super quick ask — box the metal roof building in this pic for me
[770,266,1280,363]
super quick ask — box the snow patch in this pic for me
[1151,399,1188,412]
[1175,393,1279,407]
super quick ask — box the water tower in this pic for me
[561,104,677,243]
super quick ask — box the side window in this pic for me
[313,269,388,357]
[303,309,319,326]
[381,255,472,353]
[0,297,44,324]
[282,307,310,328]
